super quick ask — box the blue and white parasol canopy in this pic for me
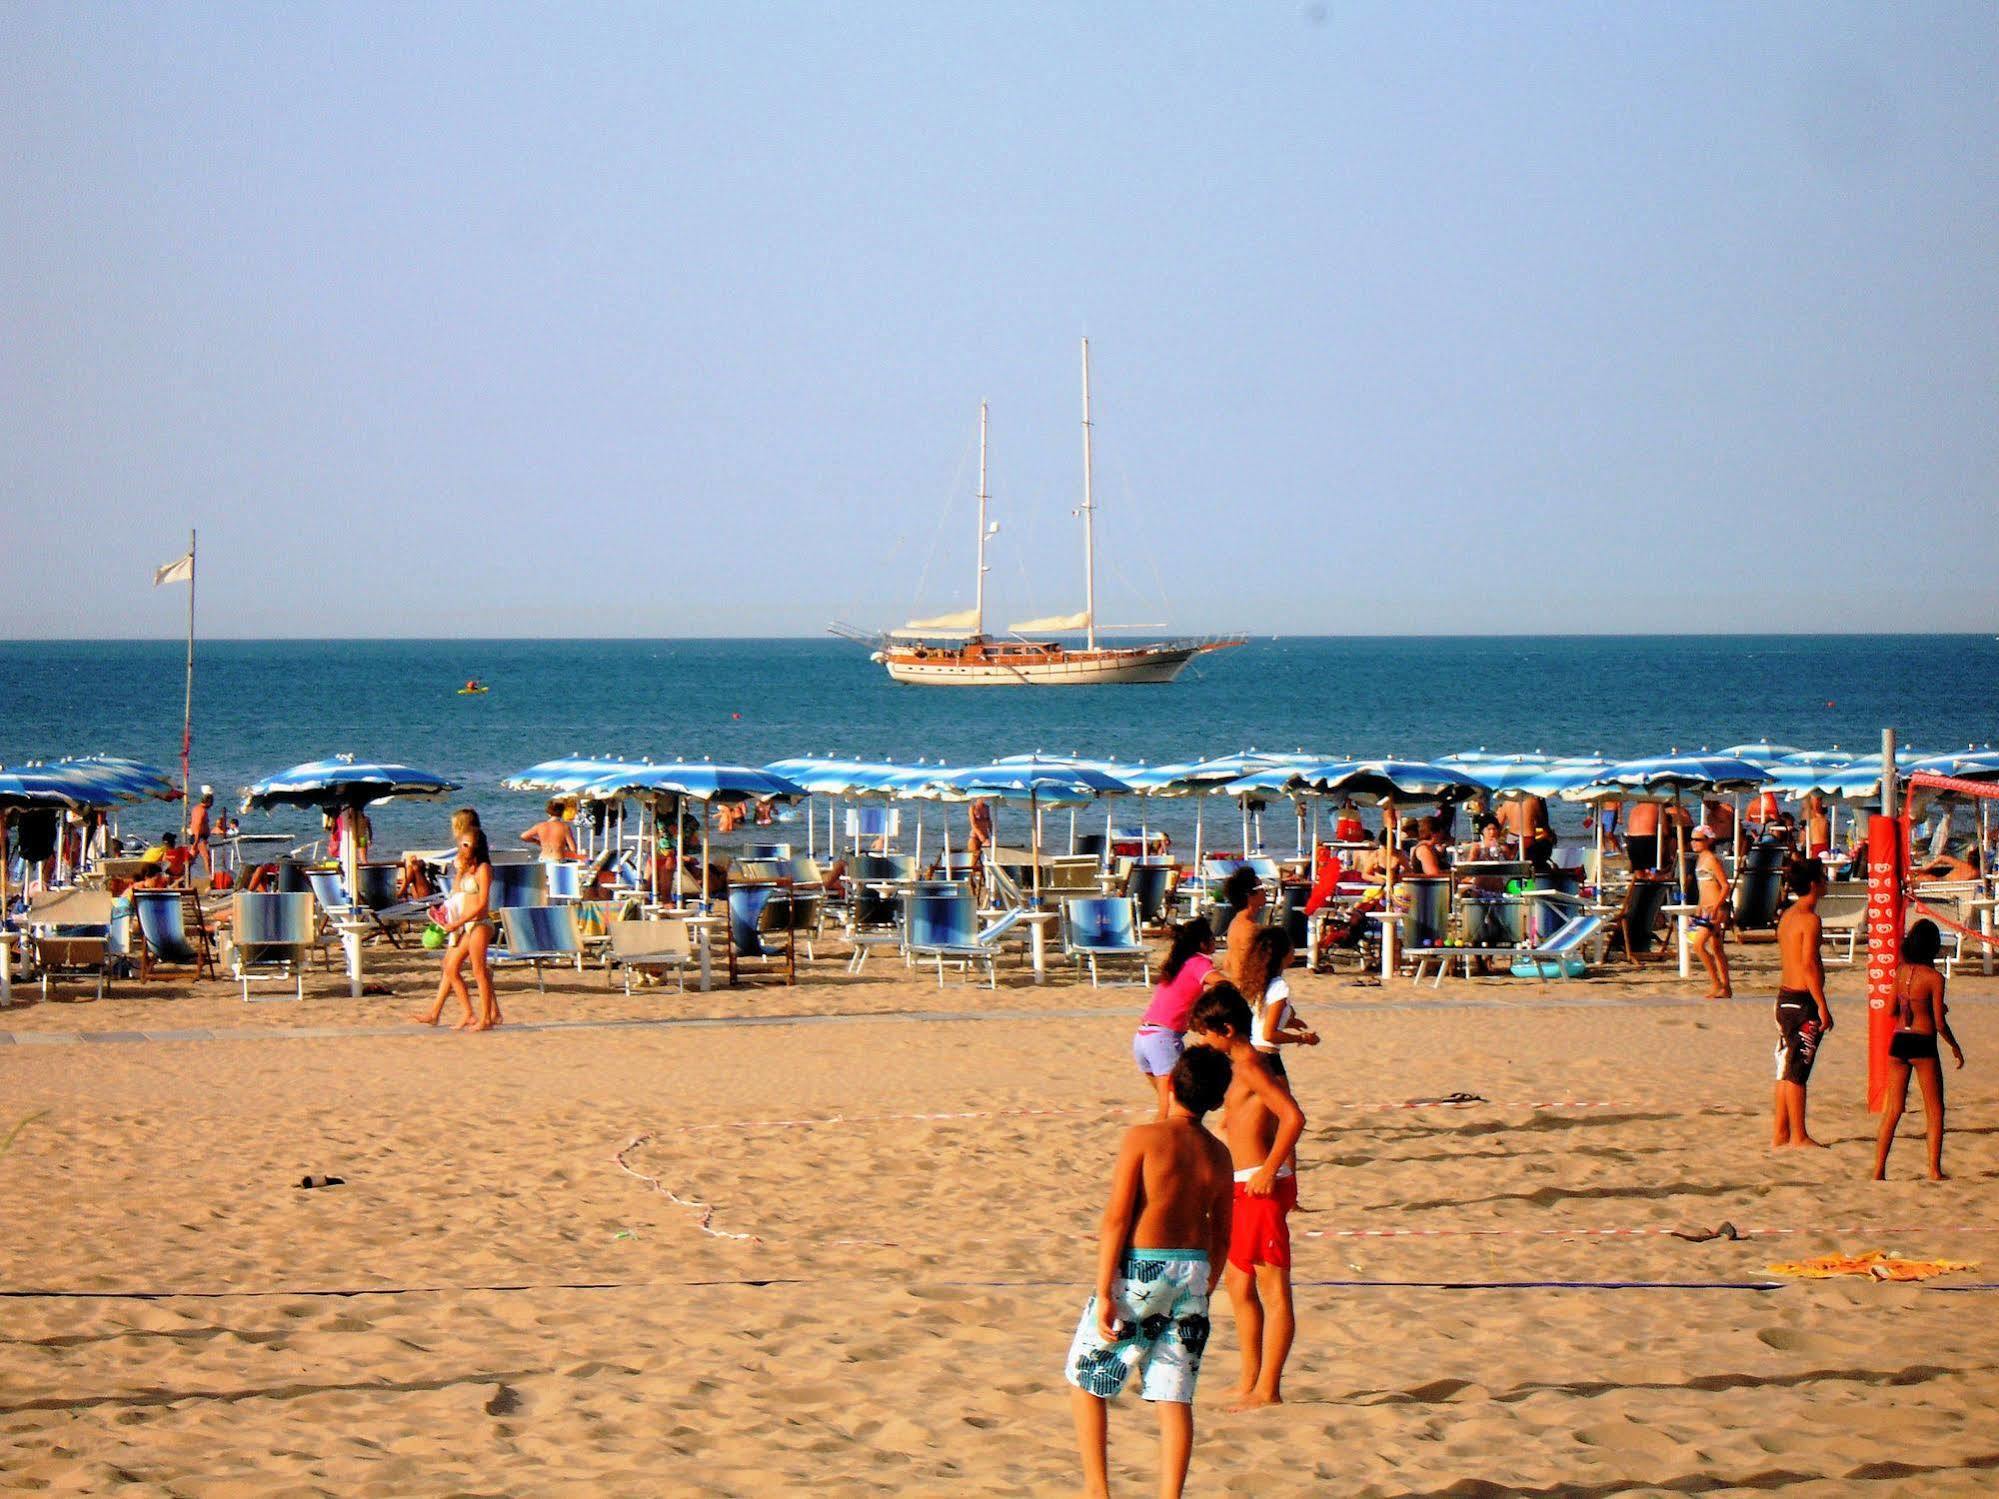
[941,759,1131,802]
[579,762,804,805]
[1559,753,1770,803]
[503,757,644,795]
[243,755,460,811]
[1719,743,1807,767]
[1293,759,1486,803]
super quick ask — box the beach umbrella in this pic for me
[243,756,460,997]
[503,756,646,859]
[943,760,1130,905]
[1720,743,1806,767]
[1561,754,1769,897]
[0,767,102,957]
[579,763,805,905]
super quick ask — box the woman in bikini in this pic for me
[1688,825,1732,999]
[415,823,499,1030]
[1871,920,1965,1181]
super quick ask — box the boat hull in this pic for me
[882,644,1206,686]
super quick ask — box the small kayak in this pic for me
[457,684,489,695]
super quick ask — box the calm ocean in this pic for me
[2,636,1991,851]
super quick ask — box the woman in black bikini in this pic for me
[1871,920,1965,1181]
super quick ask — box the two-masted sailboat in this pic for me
[831,340,1245,686]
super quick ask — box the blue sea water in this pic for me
[2,636,1992,852]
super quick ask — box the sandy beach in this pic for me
[4,941,1996,1496]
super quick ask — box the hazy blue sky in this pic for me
[3,3,1993,639]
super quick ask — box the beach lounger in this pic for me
[726,886,796,986]
[1126,860,1176,930]
[1603,877,1672,965]
[222,892,318,1002]
[134,888,216,982]
[24,888,118,1001]
[1812,882,1866,965]
[605,916,694,993]
[489,861,550,910]
[494,905,585,991]
[903,891,1026,988]
[730,858,788,886]
[1062,896,1149,987]
[544,861,586,903]
[744,842,792,861]
[1407,913,1605,986]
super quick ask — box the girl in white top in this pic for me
[1238,927,1319,1081]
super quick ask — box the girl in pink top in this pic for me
[1134,920,1220,1116]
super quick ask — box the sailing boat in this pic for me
[831,340,1245,685]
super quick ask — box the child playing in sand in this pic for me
[1188,984,1307,1413]
[1066,1047,1235,1499]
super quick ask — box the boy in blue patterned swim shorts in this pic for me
[1066,1047,1235,1499]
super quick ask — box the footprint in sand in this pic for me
[1756,1327,1845,1357]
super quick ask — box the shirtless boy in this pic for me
[520,800,579,862]
[1066,1048,1235,1499]
[1773,858,1833,1148]
[1189,984,1307,1412]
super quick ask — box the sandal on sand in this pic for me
[1671,1221,1743,1243]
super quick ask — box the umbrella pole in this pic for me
[701,800,711,908]
[1105,801,1113,866]
[1194,798,1205,888]
[807,795,816,860]
[1594,803,1605,895]
[1032,790,1043,908]
[1381,811,1398,982]
[1240,796,1249,856]
[1,812,11,997]
[915,805,924,869]
[1294,796,1304,859]
[343,805,363,999]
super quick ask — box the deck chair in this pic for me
[494,905,585,991]
[726,886,796,986]
[223,892,318,1002]
[1127,861,1176,930]
[1815,883,1866,966]
[1041,856,1104,899]
[1062,896,1150,987]
[133,888,216,981]
[605,916,694,993]
[1603,876,1672,965]
[544,861,586,903]
[744,842,792,860]
[488,861,550,910]
[1911,884,1982,978]
[1410,913,1605,986]
[856,853,918,884]
[904,891,1026,988]
[25,888,118,1000]
[1732,841,1788,931]
[764,885,824,960]
[730,858,787,886]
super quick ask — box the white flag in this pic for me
[154,553,194,587]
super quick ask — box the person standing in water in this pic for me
[1772,859,1832,1148]
[1688,825,1732,999]
[1872,920,1965,1181]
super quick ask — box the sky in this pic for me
[2,2,1993,639]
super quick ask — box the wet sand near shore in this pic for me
[4,943,1996,1495]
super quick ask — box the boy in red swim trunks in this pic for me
[1189,984,1306,1412]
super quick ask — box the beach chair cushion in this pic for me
[134,889,207,968]
[498,905,580,958]
[1064,897,1142,955]
[488,862,550,910]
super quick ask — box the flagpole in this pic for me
[181,528,196,836]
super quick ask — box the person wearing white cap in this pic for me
[188,786,217,876]
[1688,825,1732,999]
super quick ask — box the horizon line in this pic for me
[1,630,1991,646]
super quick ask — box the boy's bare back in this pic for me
[1777,903,1822,991]
[1127,1118,1234,1251]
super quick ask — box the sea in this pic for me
[2,635,1991,853]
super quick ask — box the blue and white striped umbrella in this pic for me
[49,756,181,805]
[503,757,644,795]
[942,760,1131,800]
[0,765,101,812]
[1720,743,1806,767]
[1775,750,1857,768]
[1296,759,1486,803]
[1462,757,1612,799]
[761,757,885,796]
[243,755,460,811]
[580,763,804,804]
[1560,753,1769,802]
[1439,750,1557,767]
[1907,749,1999,783]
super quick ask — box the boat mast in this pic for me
[1079,338,1097,650]
[975,401,989,638]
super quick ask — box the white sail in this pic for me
[903,608,980,631]
[1008,610,1091,633]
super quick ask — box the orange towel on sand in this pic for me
[1766,1250,1978,1282]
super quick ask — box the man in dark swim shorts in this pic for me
[1772,859,1833,1148]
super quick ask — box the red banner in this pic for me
[1863,814,1906,1112]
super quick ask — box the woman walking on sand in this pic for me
[416,820,500,1030]
[1872,920,1965,1181]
